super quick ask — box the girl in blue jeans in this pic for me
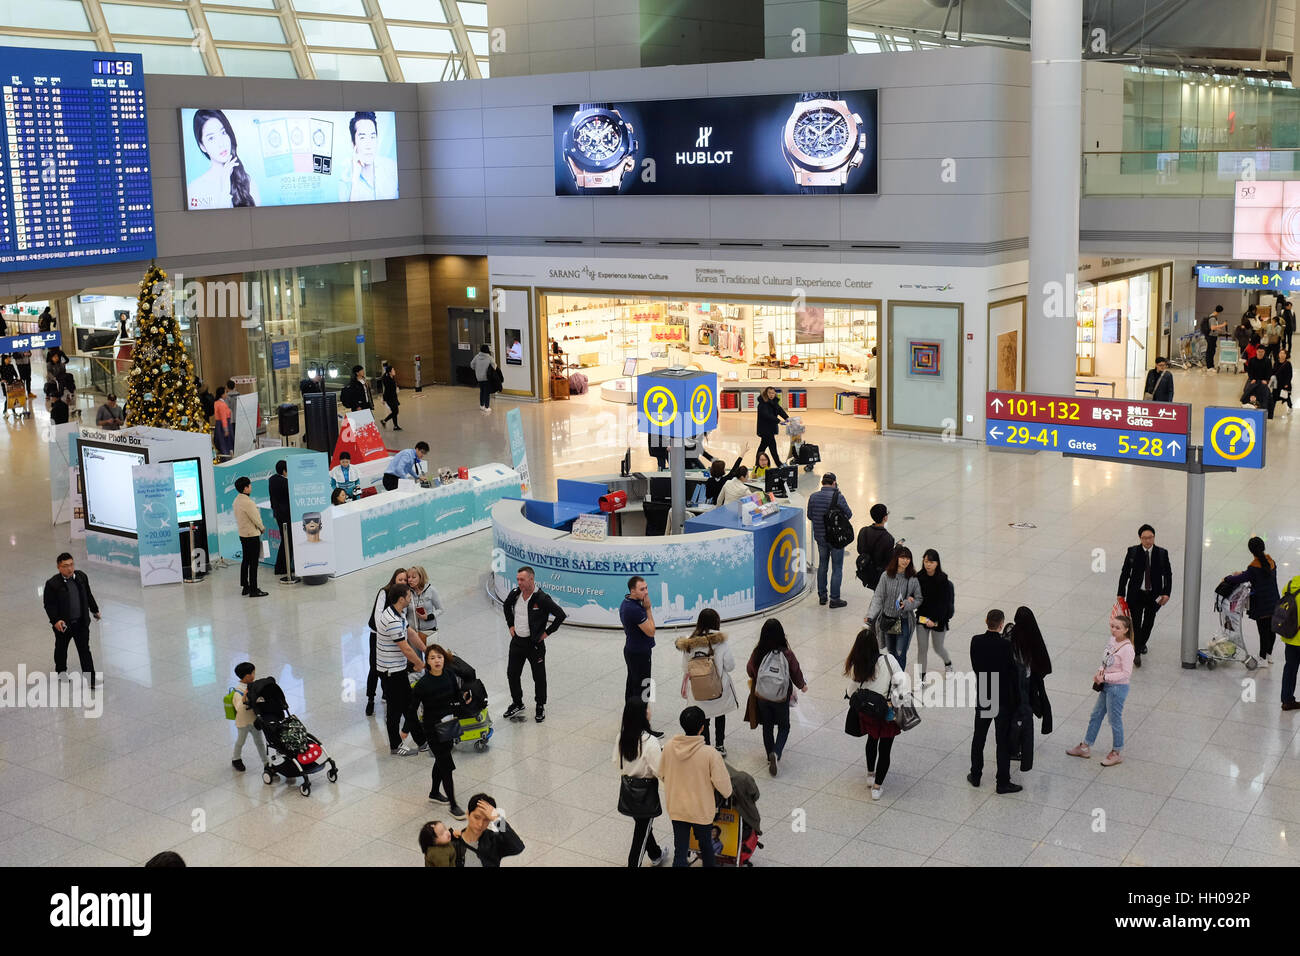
[865,546,921,671]
[1067,614,1136,767]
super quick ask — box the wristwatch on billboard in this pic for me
[781,92,867,194]
[561,103,638,193]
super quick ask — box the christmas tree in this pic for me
[123,263,209,434]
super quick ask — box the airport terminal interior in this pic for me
[2,0,1300,873]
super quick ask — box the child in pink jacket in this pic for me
[1066,615,1136,766]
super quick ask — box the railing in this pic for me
[1082,147,1300,198]
[85,353,132,398]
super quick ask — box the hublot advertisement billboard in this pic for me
[552,90,879,196]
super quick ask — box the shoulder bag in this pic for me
[617,749,662,818]
[882,655,921,732]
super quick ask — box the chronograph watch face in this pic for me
[781,95,867,188]
[562,104,638,191]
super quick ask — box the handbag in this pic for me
[880,613,902,636]
[432,714,461,744]
[882,655,921,732]
[744,682,760,730]
[617,774,662,818]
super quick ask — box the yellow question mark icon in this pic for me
[1210,416,1253,461]
[768,528,799,593]
[643,386,677,427]
[1224,422,1242,453]
[690,384,713,426]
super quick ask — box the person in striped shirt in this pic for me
[377,583,427,755]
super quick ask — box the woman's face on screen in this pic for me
[201,118,232,165]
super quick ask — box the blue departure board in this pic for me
[0,47,156,274]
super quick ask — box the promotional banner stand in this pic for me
[279,520,301,586]
[181,525,205,584]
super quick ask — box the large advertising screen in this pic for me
[78,440,149,537]
[0,46,157,274]
[553,90,878,196]
[171,458,204,524]
[1232,180,1300,259]
[181,108,399,209]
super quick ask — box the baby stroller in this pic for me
[1198,580,1259,671]
[247,676,340,796]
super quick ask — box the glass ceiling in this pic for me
[0,0,489,81]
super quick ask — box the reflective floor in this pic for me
[1,367,1298,867]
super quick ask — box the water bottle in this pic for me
[885,706,896,722]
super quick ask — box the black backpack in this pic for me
[822,489,854,550]
[1272,581,1299,637]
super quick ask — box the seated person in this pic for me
[95,393,125,430]
[330,451,361,499]
[50,395,69,425]
[331,487,350,506]
[718,465,753,507]
[752,451,772,479]
[704,450,747,504]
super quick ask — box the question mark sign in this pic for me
[1225,422,1242,453]
[779,538,793,584]
[655,392,668,418]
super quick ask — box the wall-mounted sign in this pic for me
[1196,265,1300,290]
[181,108,399,210]
[553,90,878,196]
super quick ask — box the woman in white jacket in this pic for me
[614,698,667,867]
[675,608,739,756]
[844,627,906,800]
[405,565,444,633]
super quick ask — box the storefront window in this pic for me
[541,292,878,387]
[1076,268,1161,381]
[241,261,371,414]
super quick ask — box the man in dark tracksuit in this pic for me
[43,552,101,689]
[502,566,566,723]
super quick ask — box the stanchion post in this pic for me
[1180,446,1207,669]
[669,439,685,535]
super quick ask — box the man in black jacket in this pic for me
[856,503,894,590]
[43,553,101,689]
[1143,357,1173,402]
[968,609,1020,794]
[1117,524,1172,666]
[451,793,525,866]
[269,460,292,577]
[339,365,372,412]
[502,566,566,723]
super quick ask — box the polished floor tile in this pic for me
[2,371,1300,866]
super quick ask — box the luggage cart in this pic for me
[4,382,30,419]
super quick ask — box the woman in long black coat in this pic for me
[379,366,401,430]
[1007,605,1053,771]
[755,386,789,467]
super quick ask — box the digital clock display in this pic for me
[93,59,133,75]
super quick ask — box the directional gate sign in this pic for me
[985,391,1191,465]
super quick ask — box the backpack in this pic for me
[687,645,724,701]
[223,687,239,720]
[822,489,854,550]
[1272,581,1299,637]
[753,649,790,702]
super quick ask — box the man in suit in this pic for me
[968,608,1020,794]
[1117,523,1172,667]
[43,552,101,689]
[269,459,292,578]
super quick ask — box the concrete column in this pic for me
[764,0,847,59]
[1026,0,1083,396]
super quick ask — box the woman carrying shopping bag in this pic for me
[614,697,667,867]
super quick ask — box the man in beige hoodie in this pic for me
[657,706,732,866]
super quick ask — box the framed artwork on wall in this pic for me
[986,295,1027,393]
[908,340,942,377]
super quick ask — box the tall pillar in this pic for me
[1026,0,1083,395]
[764,0,847,59]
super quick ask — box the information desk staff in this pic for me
[383,442,428,491]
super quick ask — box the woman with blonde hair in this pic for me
[1066,614,1135,766]
[405,565,444,633]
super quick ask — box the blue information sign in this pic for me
[986,420,1188,464]
[636,368,718,438]
[1196,267,1300,290]
[270,339,290,370]
[0,330,59,352]
[1202,407,1266,469]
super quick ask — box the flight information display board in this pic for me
[0,47,156,274]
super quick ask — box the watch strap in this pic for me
[578,103,613,112]
[800,91,840,102]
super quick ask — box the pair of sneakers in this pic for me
[393,738,429,756]
[503,701,545,723]
[428,789,466,819]
[1066,742,1123,766]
